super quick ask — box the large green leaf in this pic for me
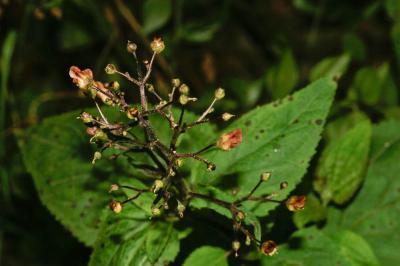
[182,246,228,266]
[263,227,379,266]
[89,203,180,266]
[192,78,337,216]
[22,107,215,246]
[142,0,172,34]
[314,120,372,205]
[334,120,400,265]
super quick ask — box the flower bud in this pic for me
[217,129,242,151]
[109,200,122,213]
[126,40,137,53]
[260,240,278,256]
[151,207,161,216]
[86,126,98,136]
[109,184,119,193]
[261,172,271,182]
[79,112,93,124]
[179,84,189,95]
[179,94,189,105]
[232,240,240,257]
[110,81,120,92]
[280,181,288,190]
[286,195,306,211]
[150,37,165,54]
[127,107,138,120]
[171,78,180,87]
[90,129,109,143]
[236,210,245,221]
[152,180,164,194]
[215,87,225,100]
[222,112,234,121]
[105,64,116,74]
[207,163,216,171]
[245,235,251,246]
[92,151,102,164]
[175,158,184,168]
[177,200,185,218]
[146,84,155,93]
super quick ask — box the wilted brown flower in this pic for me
[286,195,306,211]
[109,200,122,213]
[217,129,243,150]
[261,240,278,256]
[69,66,93,90]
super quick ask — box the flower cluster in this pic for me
[69,37,306,259]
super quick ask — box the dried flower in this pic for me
[261,240,278,256]
[69,66,93,91]
[236,210,245,221]
[286,195,306,211]
[79,112,93,124]
[177,200,186,218]
[150,37,165,54]
[109,200,122,213]
[217,129,243,150]
[152,180,164,194]
[171,78,180,87]
[207,163,216,171]
[109,184,119,193]
[127,107,138,120]
[105,64,116,74]
[280,181,288,190]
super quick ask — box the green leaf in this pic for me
[22,107,215,246]
[89,204,180,266]
[181,21,221,43]
[265,49,299,99]
[182,246,228,266]
[334,120,400,265]
[342,33,366,61]
[324,111,369,142]
[192,78,337,216]
[293,193,326,229]
[314,120,372,205]
[263,227,379,266]
[310,54,350,81]
[59,23,93,50]
[142,0,172,34]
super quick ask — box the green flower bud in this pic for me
[105,64,117,74]
[151,207,161,216]
[152,180,164,194]
[179,84,189,95]
[215,87,225,100]
[222,112,235,121]
[179,94,189,105]
[171,78,180,87]
[261,172,271,182]
[126,40,137,53]
[79,111,93,124]
[91,151,102,164]
[150,37,165,54]
[146,84,155,93]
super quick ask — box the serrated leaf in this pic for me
[142,0,172,34]
[22,107,215,246]
[265,49,299,99]
[192,78,336,216]
[293,193,326,229]
[314,120,372,205]
[324,111,369,142]
[89,204,179,266]
[182,246,228,266]
[334,120,400,265]
[310,54,350,81]
[263,227,379,266]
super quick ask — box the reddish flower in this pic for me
[286,195,306,211]
[217,129,242,150]
[260,240,278,256]
[69,66,93,90]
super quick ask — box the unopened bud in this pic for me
[109,200,122,213]
[222,112,235,121]
[179,84,189,95]
[245,235,251,246]
[232,240,241,257]
[150,37,165,54]
[86,126,98,136]
[109,184,119,193]
[91,129,109,143]
[152,180,164,194]
[151,207,161,216]
[92,151,102,164]
[171,78,180,87]
[126,40,137,53]
[286,195,306,211]
[260,240,278,256]
[261,172,271,182]
[280,181,288,190]
[236,210,245,221]
[207,163,216,171]
[146,84,155,93]
[110,81,120,92]
[215,87,225,100]
[127,107,138,120]
[179,94,189,105]
[177,200,185,218]
[105,64,116,74]
[175,158,184,168]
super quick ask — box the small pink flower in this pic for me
[69,66,93,90]
[217,129,242,150]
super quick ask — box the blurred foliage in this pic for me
[1,0,399,265]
